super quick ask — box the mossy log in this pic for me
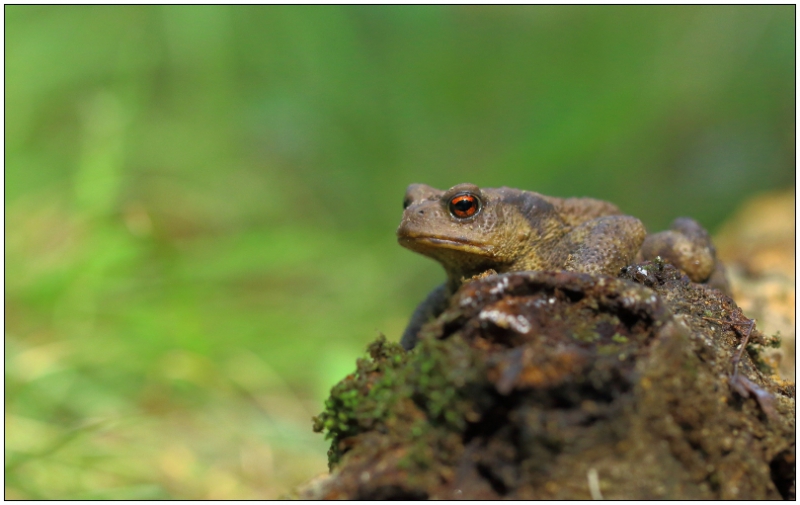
[303,262,794,499]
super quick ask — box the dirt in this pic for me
[300,257,795,500]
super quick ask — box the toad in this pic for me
[398,183,728,349]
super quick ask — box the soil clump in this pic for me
[304,261,795,499]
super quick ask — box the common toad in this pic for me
[398,183,727,349]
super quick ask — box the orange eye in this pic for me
[448,193,481,219]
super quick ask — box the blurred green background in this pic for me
[5,5,794,499]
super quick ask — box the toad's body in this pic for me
[398,183,726,349]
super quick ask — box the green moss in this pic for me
[572,329,601,343]
[596,344,619,356]
[314,334,488,470]
[744,342,777,375]
[312,335,409,467]
[611,333,628,344]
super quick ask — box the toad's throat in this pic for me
[398,234,493,255]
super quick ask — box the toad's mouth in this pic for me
[398,234,492,256]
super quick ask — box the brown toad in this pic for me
[397,183,727,349]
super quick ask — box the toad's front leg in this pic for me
[400,283,451,350]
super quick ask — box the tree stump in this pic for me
[303,263,794,499]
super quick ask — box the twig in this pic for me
[703,316,776,419]
[587,467,603,500]
[702,316,755,381]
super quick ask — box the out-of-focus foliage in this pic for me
[5,5,794,499]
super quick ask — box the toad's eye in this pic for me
[448,193,481,219]
[403,197,412,209]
